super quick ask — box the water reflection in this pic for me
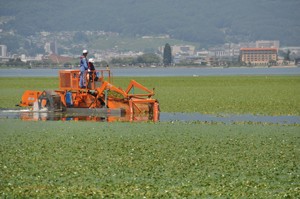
[0,109,157,122]
[1,109,300,124]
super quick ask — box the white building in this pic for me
[0,45,7,57]
[20,54,43,62]
[172,45,195,56]
[159,45,196,56]
[44,42,51,54]
[256,40,280,49]
[44,41,58,54]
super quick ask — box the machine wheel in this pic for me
[38,90,64,111]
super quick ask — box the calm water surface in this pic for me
[1,109,299,124]
[1,67,300,77]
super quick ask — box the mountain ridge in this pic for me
[0,0,299,47]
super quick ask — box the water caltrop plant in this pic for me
[0,120,299,197]
[0,76,299,115]
[0,75,299,197]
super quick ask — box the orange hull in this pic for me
[19,69,159,122]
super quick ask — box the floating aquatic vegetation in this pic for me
[0,120,299,197]
[1,76,300,116]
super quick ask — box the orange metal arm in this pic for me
[96,81,128,98]
[125,80,154,96]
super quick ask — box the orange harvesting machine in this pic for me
[19,69,160,121]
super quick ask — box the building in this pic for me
[50,41,58,54]
[256,40,279,49]
[46,54,73,64]
[208,43,241,58]
[0,44,9,62]
[280,47,300,60]
[159,45,197,56]
[0,45,7,57]
[44,41,58,54]
[240,48,278,65]
[171,45,195,56]
[44,42,51,54]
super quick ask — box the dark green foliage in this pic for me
[1,58,27,68]
[285,50,291,61]
[136,53,161,64]
[73,32,89,43]
[163,43,172,66]
[111,57,137,66]
[0,0,299,46]
[98,60,109,68]
[110,53,160,66]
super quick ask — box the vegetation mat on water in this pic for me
[0,120,299,198]
[0,75,299,115]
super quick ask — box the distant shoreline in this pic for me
[0,65,299,70]
[1,67,300,77]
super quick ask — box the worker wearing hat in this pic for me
[79,49,88,88]
[87,58,97,83]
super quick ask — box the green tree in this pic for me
[73,32,89,43]
[163,43,172,66]
[136,53,161,64]
[295,58,300,65]
[99,60,109,67]
[285,50,291,61]
[110,57,136,66]
[280,49,291,62]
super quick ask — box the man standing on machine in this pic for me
[79,49,88,88]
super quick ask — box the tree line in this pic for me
[0,52,166,68]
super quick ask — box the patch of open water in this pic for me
[160,112,300,124]
[1,67,300,77]
[1,109,299,124]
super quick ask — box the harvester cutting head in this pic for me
[19,69,160,122]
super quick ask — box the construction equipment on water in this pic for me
[18,69,159,122]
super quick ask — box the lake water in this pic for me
[1,67,300,77]
[1,109,299,124]
[160,112,300,124]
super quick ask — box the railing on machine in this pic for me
[59,69,111,90]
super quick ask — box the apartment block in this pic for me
[240,48,278,65]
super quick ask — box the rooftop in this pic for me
[240,48,277,51]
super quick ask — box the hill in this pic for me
[0,0,300,51]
